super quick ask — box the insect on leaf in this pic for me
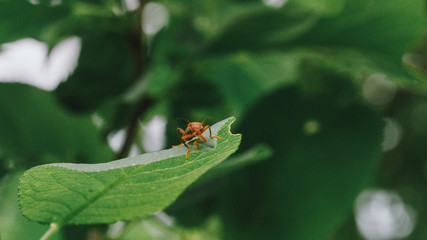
[18,117,241,225]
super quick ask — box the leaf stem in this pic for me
[40,223,61,240]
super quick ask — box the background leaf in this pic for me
[18,117,241,225]
[219,70,384,240]
[0,1,69,45]
[204,5,317,54]
[195,52,299,116]
[0,83,113,165]
[54,30,134,110]
[292,0,426,59]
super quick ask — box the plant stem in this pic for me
[115,97,153,159]
[115,0,151,160]
[40,223,61,240]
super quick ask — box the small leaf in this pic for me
[18,117,241,225]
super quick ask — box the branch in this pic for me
[115,97,153,159]
[115,0,151,160]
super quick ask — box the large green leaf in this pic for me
[18,117,241,225]
[0,83,113,164]
[220,72,384,240]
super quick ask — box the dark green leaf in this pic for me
[292,0,426,60]
[196,52,299,116]
[204,6,317,54]
[0,1,70,45]
[0,83,113,164]
[54,30,134,110]
[220,71,384,240]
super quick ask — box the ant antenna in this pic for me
[177,117,191,123]
[201,116,212,124]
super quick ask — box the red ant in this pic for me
[173,118,223,159]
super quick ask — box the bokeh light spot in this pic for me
[142,3,169,36]
[362,73,397,106]
[262,0,289,9]
[355,189,415,240]
[142,115,167,153]
[303,119,321,135]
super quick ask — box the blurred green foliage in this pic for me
[1,0,427,239]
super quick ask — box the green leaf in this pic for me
[18,117,241,225]
[201,0,426,86]
[204,6,318,54]
[196,52,299,116]
[286,0,427,86]
[0,83,113,164]
[220,72,384,240]
[293,0,427,60]
[299,48,425,87]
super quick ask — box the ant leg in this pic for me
[173,128,187,148]
[173,140,191,159]
[199,134,207,143]
[173,143,183,148]
[193,135,207,149]
[184,142,190,159]
[208,126,223,140]
[193,140,201,149]
[177,128,186,136]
